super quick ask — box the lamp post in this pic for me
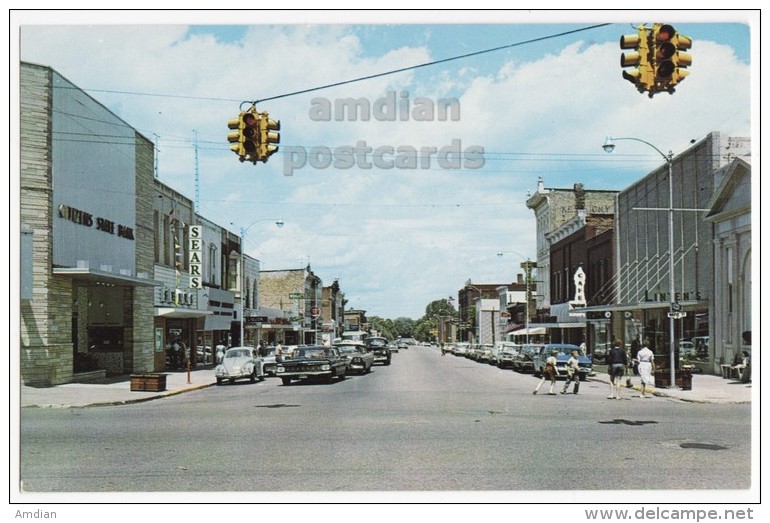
[233,217,284,347]
[497,250,534,346]
[602,136,677,388]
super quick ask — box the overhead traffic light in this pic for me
[619,23,692,97]
[227,109,261,164]
[651,23,692,95]
[257,114,280,163]
[620,25,652,94]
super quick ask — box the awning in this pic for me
[155,307,213,319]
[510,327,546,336]
[53,267,160,287]
[526,323,585,329]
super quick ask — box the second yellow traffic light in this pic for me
[619,23,692,98]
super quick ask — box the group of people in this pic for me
[532,349,583,395]
[605,339,655,399]
[532,339,656,399]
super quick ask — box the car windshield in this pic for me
[295,349,329,359]
[338,346,361,355]
[226,349,250,358]
[367,338,387,347]
[550,346,579,356]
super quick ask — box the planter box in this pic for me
[654,368,693,390]
[130,374,167,392]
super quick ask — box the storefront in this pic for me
[20,62,158,385]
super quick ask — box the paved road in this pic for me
[19,346,751,497]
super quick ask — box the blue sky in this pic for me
[13,10,756,318]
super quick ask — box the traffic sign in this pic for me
[310,306,321,317]
[667,311,687,319]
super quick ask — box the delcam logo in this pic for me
[283,90,485,175]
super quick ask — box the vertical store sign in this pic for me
[189,225,203,289]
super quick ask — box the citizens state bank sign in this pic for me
[189,225,202,289]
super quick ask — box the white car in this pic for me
[214,346,265,385]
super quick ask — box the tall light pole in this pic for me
[233,217,284,347]
[603,136,677,388]
[497,250,534,346]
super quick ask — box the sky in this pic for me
[12,10,756,319]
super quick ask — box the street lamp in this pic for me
[497,250,534,346]
[603,135,677,388]
[232,217,284,347]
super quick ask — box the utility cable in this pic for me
[246,23,612,106]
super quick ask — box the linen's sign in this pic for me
[189,225,202,289]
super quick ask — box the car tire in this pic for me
[250,369,257,383]
[216,377,223,385]
[386,360,391,366]
[281,377,292,386]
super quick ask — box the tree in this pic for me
[367,316,398,340]
[423,298,457,319]
[393,317,416,338]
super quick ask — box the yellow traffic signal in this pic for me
[620,26,652,94]
[227,109,261,163]
[651,23,692,95]
[258,113,280,163]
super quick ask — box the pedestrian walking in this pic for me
[561,349,581,394]
[607,339,628,399]
[634,340,655,397]
[533,349,559,395]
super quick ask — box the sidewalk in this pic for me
[20,367,218,409]
[19,365,752,408]
[589,365,752,404]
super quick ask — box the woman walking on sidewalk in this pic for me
[635,340,655,397]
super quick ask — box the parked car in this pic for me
[454,342,470,357]
[512,344,544,373]
[388,341,400,353]
[336,340,375,374]
[532,343,592,381]
[495,342,520,369]
[399,337,418,347]
[275,345,348,385]
[679,341,696,357]
[476,344,494,363]
[365,336,392,365]
[214,346,265,385]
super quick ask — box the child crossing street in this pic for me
[561,349,581,394]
